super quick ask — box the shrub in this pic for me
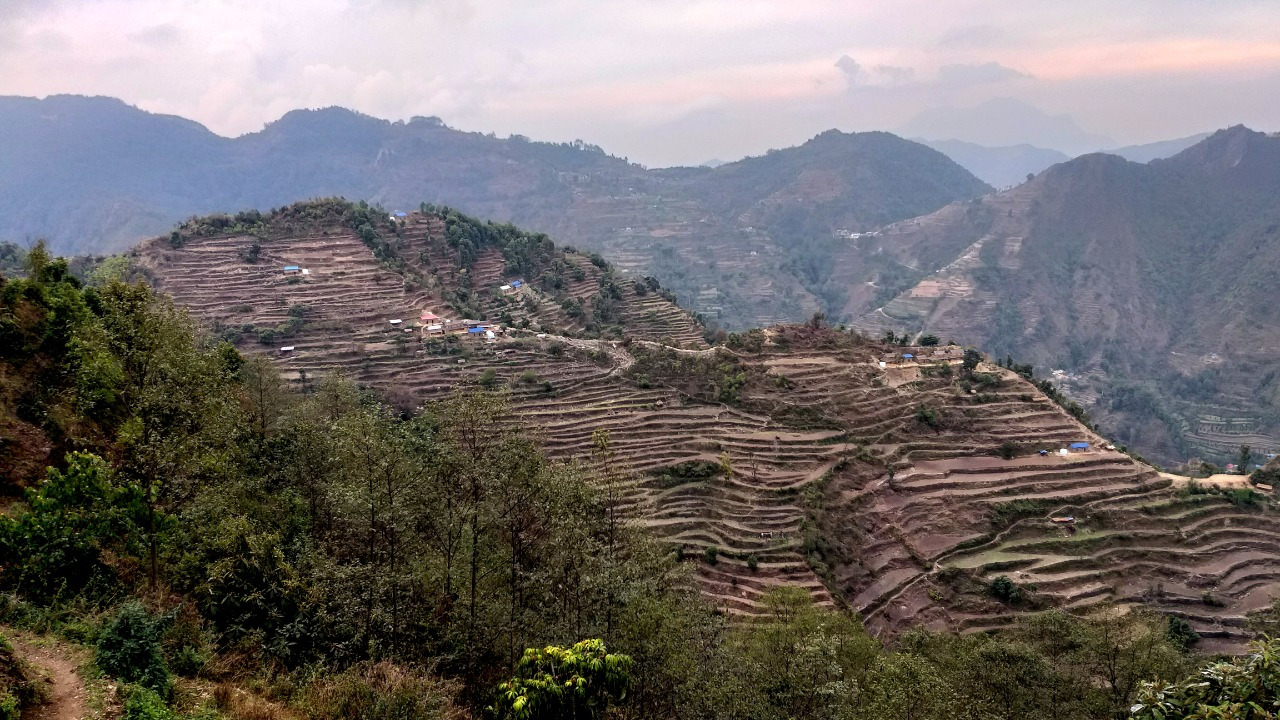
[478,369,499,389]
[96,602,171,696]
[988,575,1024,604]
[122,686,175,720]
[703,546,719,565]
[1166,616,1200,651]
[747,554,759,572]
[915,404,941,429]
[999,441,1018,460]
[304,662,460,720]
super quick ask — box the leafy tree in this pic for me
[919,334,940,346]
[491,639,632,720]
[1239,445,1253,473]
[963,348,983,373]
[1131,637,1280,719]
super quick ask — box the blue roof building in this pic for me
[394,211,408,218]
[467,327,484,334]
[903,353,914,359]
[511,280,524,288]
[1070,442,1090,450]
[283,265,300,271]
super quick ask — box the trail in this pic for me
[7,633,89,720]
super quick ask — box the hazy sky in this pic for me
[2,0,1278,166]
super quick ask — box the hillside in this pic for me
[0,95,989,329]
[848,126,1280,466]
[130,201,1280,649]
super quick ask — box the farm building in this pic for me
[389,319,403,327]
[500,284,513,294]
[420,311,441,322]
[902,353,914,361]
[424,324,444,335]
[282,265,302,276]
[511,280,524,289]
[1070,442,1090,451]
[279,346,295,354]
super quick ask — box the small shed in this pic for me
[1051,516,1075,524]
[500,284,513,294]
[425,324,444,335]
[879,361,887,369]
[902,353,914,360]
[485,330,496,341]
[467,327,484,335]
[1070,442,1090,451]
[511,280,524,289]
[1058,449,1069,457]
[282,265,301,275]
[301,268,310,276]
[279,346,295,354]
[389,319,403,326]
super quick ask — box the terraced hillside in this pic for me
[138,204,1280,647]
[849,126,1280,466]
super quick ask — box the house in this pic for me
[389,319,403,326]
[279,346,295,354]
[282,265,301,275]
[1051,516,1075,524]
[467,327,484,335]
[511,280,524,289]
[1069,442,1090,451]
[424,323,444,335]
[420,311,441,322]
[301,268,310,276]
[500,284,513,294]
[902,353,914,361]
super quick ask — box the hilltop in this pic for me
[0,95,989,329]
[126,201,1280,649]
[848,126,1280,466]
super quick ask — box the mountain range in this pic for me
[850,126,1280,464]
[1,94,1276,465]
[0,94,991,329]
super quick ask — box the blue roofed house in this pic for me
[902,353,914,360]
[511,280,524,289]
[1069,442,1090,451]
[282,265,301,275]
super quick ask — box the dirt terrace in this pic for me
[138,225,1280,641]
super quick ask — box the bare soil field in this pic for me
[137,208,1280,645]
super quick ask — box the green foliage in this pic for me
[988,575,1024,604]
[492,639,632,720]
[915,404,941,429]
[1131,636,1280,720]
[1165,616,1200,652]
[919,334,940,346]
[991,499,1046,526]
[648,460,722,488]
[999,441,1018,460]
[122,685,175,720]
[0,452,141,602]
[97,601,172,696]
[702,546,719,565]
[962,348,983,372]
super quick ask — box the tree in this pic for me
[491,639,632,720]
[1239,445,1253,473]
[1131,637,1280,719]
[919,335,940,346]
[963,348,983,373]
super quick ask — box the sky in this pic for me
[1,0,1278,167]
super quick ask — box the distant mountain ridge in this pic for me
[899,97,1116,155]
[0,94,991,329]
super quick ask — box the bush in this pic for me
[703,546,719,565]
[1166,616,1200,651]
[122,686,175,720]
[96,602,171,696]
[999,441,1018,460]
[305,662,460,720]
[747,554,759,572]
[988,575,1024,604]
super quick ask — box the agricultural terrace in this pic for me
[137,202,1280,645]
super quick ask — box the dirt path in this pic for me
[7,634,89,720]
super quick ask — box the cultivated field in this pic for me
[137,208,1280,645]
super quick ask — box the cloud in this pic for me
[836,55,914,89]
[127,23,182,47]
[936,62,1029,87]
[938,24,1005,49]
